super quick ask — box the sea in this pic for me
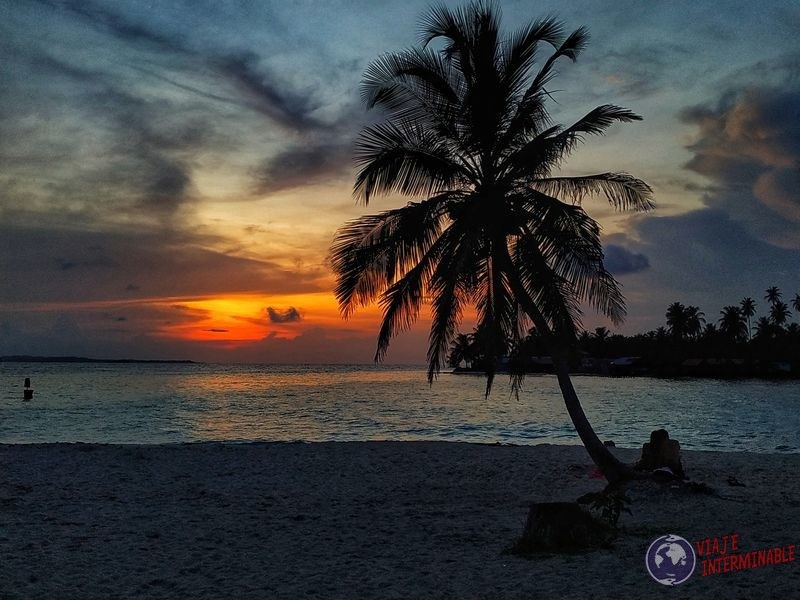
[1,363,798,453]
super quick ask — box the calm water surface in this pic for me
[0,363,797,452]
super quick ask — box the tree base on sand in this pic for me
[509,502,613,555]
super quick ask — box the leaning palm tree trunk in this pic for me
[505,257,631,481]
[553,356,630,482]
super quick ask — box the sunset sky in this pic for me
[1,0,799,363]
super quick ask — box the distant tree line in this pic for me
[449,287,800,377]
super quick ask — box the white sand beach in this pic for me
[1,442,798,599]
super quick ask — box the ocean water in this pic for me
[0,363,798,453]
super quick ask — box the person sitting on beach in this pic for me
[636,428,685,479]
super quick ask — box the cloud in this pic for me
[256,141,353,193]
[266,307,302,323]
[602,208,800,334]
[32,0,329,133]
[37,0,187,53]
[0,226,326,304]
[603,244,650,274]
[217,53,325,131]
[680,82,800,247]
[591,42,691,99]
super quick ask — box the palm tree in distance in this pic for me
[765,286,781,306]
[792,293,800,314]
[330,2,653,481]
[718,306,746,342]
[754,316,773,340]
[740,297,756,341]
[685,306,705,340]
[770,301,790,330]
[448,332,475,368]
[665,302,688,340]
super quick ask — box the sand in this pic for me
[1,441,798,599]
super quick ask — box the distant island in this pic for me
[0,356,196,364]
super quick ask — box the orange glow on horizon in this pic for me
[154,292,387,346]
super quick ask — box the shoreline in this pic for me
[2,439,799,456]
[2,441,798,598]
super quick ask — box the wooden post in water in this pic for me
[23,377,33,400]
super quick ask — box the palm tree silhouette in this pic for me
[330,3,652,481]
[448,333,476,368]
[685,306,705,340]
[718,306,746,342]
[665,302,687,340]
[754,316,773,340]
[770,301,790,330]
[740,297,756,341]
[765,286,781,306]
[792,293,800,314]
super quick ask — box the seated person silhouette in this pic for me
[636,429,685,479]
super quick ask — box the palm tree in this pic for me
[685,306,705,340]
[792,293,800,314]
[330,3,652,481]
[718,306,746,342]
[665,302,687,340]
[701,323,718,340]
[448,333,475,368]
[765,286,781,306]
[754,316,773,340]
[770,300,790,330]
[740,297,756,341]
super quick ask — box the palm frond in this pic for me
[529,26,589,92]
[473,246,519,395]
[557,104,641,144]
[360,48,465,144]
[501,105,642,179]
[500,17,564,96]
[531,173,654,211]
[330,195,452,316]
[354,122,470,203]
[519,192,626,324]
[374,225,456,361]
[498,26,587,149]
[426,222,481,383]
[511,233,583,336]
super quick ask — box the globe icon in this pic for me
[645,534,696,585]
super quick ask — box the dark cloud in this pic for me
[605,208,800,334]
[680,82,800,247]
[0,51,205,221]
[266,307,302,324]
[603,244,650,274]
[256,141,353,193]
[56,250,118,271]
[591,42,692,99]
[32,1,328,133]
[217,53,325,132]
[0,226,325,304]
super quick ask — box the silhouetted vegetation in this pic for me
[330,2,652,481]
[450,287,800,378]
